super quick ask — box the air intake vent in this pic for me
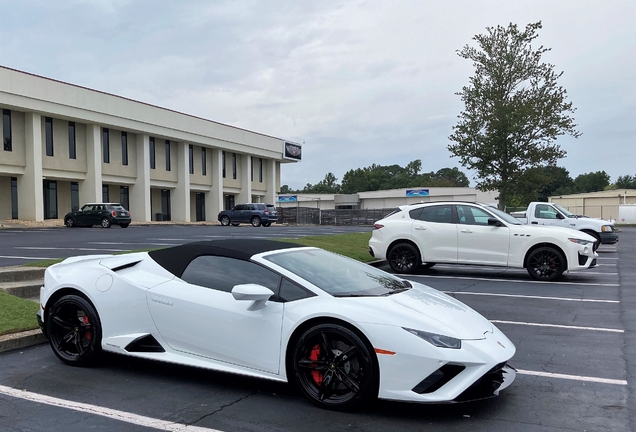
[412,364,465,394]
[125,334,165,353]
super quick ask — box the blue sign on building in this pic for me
[406,189,430,197]
[278,195,298,203]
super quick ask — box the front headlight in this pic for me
[403,327,461,349]
[568,238,594,245]
[601,225,614,232]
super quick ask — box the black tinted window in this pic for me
[256,204,266,210]
[457,205,493,225]
[181,256,281,294]
[234,205,246,211]
[409,208,423,220]
[280,279,315,302]
[418,205,453,223]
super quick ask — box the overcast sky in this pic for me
[1,0,634,189]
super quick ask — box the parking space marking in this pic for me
[407,274,620,287]
[89,242,177,246]
[444,291,619,303]
[516,370,627,385]
[429,264,618,276]
[0,255,56,260]
[491,320,624,333]
[0,385,223,432]
[16,247,130,252]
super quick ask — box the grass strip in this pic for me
[0,291,40,336]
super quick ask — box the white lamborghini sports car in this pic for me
[37,240,516,409]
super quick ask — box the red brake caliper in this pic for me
[309,344,323,385]
[82,315,92,341]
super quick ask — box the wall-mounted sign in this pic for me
[278,195,298,203]
[406,189,429,197]
[284,142,302,161]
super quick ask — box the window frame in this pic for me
[165,140,171,171]
[232,152,237,179]
[2,109,11,152]
[121,131,128,166]
[189,144,194,174]
[259,158,263,182]
[68,121,76,159]
[222,151,226,178]
[102,128,110,163]
[201,148,207,175]
[45,117,54,156]
[149,137,156,169]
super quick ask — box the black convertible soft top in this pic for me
[148,239,303,277]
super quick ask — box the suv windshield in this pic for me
[487,206,523,225]
[266,205,277,213]
[264,249,411,297]
[554,204,576,218]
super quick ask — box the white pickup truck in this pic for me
[511,202,618,250]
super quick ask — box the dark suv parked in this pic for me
[218,203,278,227]
[64,203,131,228]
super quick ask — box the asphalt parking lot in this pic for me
[0,225,634,431]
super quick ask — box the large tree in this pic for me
[448,22,581,210]
[573,171,610,193]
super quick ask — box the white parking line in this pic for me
[491,320,624,333]
[407,274,620,287]
[516,370,627,385]
[444,291,619,303]
[0,255,57,260]
[0,385,222,432]
[89,242,177,246]
[597,257,618,260]
[16,247,130,252]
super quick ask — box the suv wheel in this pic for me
[251,216,262,227]
[387,243,420,274]
[220,215,230,226]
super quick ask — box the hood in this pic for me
[349,282,493,340]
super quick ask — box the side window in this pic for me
[234,205,246,211]
[181,256,281,295]
[82,205,93,212]
[280,279,315,302]
[418,205,453,223]
[535,204,558,219]
[246,204,255,210]
[457,205,492,225]
[409,208,423,220]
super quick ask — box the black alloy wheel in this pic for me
[220,215,230,226]
[262,222,271,227]
[387,243,420,274]
[292,324,377,410]
[526,247,566,281]
[46,294,102,366]
[251,216,262,227]
[65,217,75,228]
[101,217,111,228]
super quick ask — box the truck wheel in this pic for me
[526,247,566,281]
[582,231,601,252]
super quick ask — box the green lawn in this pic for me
[0,232,375,336]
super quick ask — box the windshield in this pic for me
[554,204,576,217]
[488,207,523,225]
[264,249,411,297]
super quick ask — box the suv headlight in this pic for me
[403,328,461,349]
[568,238,594,245]
[601,225,614,232]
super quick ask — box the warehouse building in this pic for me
[0,65,301,222]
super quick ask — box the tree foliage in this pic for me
[573,171,610,193]
[448,21,581,210]
[613,174,636,190]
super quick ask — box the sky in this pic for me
[0,0,634,190]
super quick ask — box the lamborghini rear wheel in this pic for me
[47,294,102,366]
[292,323,378,410]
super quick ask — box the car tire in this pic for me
[100,218,111,228]
[262,222,271,227]
[220,216,230,226]
[526,246,566,281]
[291,323,378,410]
[251,216,261,227]
[46,294,102,366]
[65,217,75,228]
[231,223,240,227]
[387,243,420,274]
[120,223,129,228]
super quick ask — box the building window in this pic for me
[232,153,237,179]
[43,180,57,219]
[222,151,226,178]
[121,132,128,166]
[251,157,254,182]
[165,140,171,171]
[11,177,18,219]
[150,137,156,169]
[68,122,76,159]
[102,128,110,163]
[259,158,263,182]
[3,109,11,151]
[120,186,129,210]
[189,144,194,174]
[202,148,207,176]
[45,117,54,156]
[102,185,109,203]
[71,182,79,212]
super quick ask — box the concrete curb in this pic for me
[0,329,47,353]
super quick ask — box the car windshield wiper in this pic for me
[382,287,411,296]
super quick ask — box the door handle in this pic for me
[461,229,473,233]
[414,226,426,230]
[531,221,538,224]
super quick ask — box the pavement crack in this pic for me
[188,391,257,426]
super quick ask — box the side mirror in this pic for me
[487,217,503,227]
[231,284,274,310]
[556,212,565,220]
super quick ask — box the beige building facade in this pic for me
[0,66,300,222]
